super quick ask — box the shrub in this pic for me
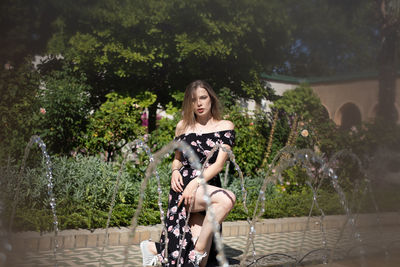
[147,91,183,152]
[3,144,396,232]
[264,188,315,218]
[271,84,338,155]
[147,114,180,152]
[0,152,176,231]
[82,92,156,161]
[35,66,92,155]
[224,175,345,221]
[0,62,40,162]
[225,106,267,176]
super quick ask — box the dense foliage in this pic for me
[227,106,267,175]
[82,92,156,161]
[1,0,400,233]
[35,66,92,155]
[0,62,40,161]
[2,153,398,232]
[2,82,399,232]
[271,85,339,155]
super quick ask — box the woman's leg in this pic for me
[190,185,236,267]
[146,241,157,254]
[189,212,215,265]
[144,208,209,263]
[189,212,204,243]
[145,212,207,259]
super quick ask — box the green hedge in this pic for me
[1,154,170,231]
[2,154,397,232]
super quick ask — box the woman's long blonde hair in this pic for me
[181,80,222,131]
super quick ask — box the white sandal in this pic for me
[191,250,207,267]
[140,240,158,266]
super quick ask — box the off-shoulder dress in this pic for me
[155,130,235,266]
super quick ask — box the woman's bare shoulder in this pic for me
[216,120,234,131]
[175,120,186,136]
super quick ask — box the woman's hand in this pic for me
[178,178,199,207]
[171,169,184,192]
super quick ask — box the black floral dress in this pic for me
[155,130,235,267]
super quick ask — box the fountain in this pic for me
[1,135,59,266]
[1,134,399,267]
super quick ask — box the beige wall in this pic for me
[313,78,400,125]
[265,77,400,126]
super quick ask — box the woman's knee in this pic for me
[230,191,236,206]
[219,190,236,212]
[227,191,236,210]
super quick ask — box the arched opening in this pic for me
[335,103,362,130]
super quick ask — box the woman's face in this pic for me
[192,87,212,118]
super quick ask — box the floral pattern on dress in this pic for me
[155,130,235,267]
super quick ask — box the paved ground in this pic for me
[5,227,400,266]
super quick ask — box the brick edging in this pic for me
[10,212,399,252]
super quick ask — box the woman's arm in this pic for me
[201,120,234,182]
[171,154,183,170]
[201,144,230,182]
[170,151,184,192]
[171,120,185,192]
[178,143,231,207]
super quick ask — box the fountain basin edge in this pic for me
[8,212,399,252]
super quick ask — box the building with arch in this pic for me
[260,73,400,129]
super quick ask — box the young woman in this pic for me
[141,80,236,267]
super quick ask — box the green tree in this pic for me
[0,0,58,67]
[44,0,292,131]
[0,62,40,162]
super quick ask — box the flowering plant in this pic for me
[82,92,156,161]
